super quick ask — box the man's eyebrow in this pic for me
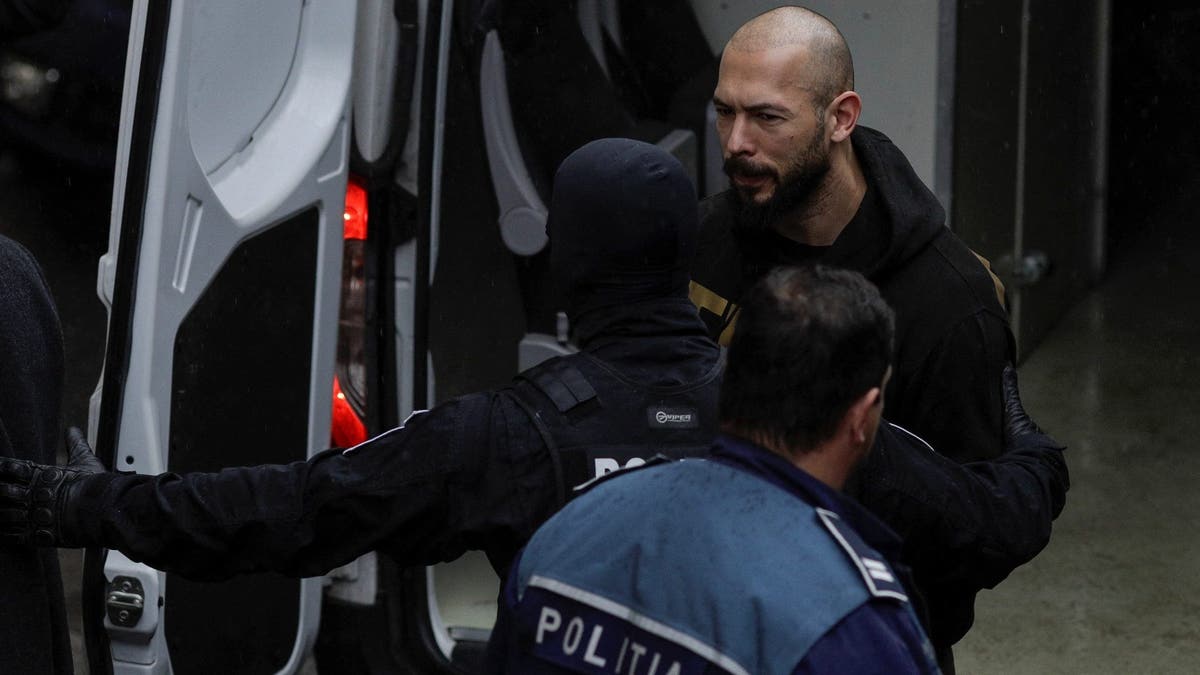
[744,103,790,114]
[712,97,791,116]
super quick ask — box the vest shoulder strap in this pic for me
[516,356,596,413]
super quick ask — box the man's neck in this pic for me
[791,443,853,491]
[725,425,852,490]
[771,145,867,247]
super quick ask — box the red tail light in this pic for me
[343,177,368,241]
[331,375,368,447]
[332,176,369,447]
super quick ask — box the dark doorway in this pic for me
[1108,2,1200,264]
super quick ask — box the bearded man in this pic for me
[687,6,1017,668]
[691,6,1010,465]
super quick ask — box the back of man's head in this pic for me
[547,138,698,319]
[720,265,894,453]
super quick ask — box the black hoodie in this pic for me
[690,127,1015,653]
[690,125,1011,465]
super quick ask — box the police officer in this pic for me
[0,141,1064,631]
[487,265,942,674]
[0,138,722,580]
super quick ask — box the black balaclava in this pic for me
[547,138,698,320]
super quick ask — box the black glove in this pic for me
[1002,364,1045,441]
[0,427,105,547]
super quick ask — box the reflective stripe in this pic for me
[887,422,938,455]
[341,409,428,455]
[816,508,908,602]
[528,575,751,675]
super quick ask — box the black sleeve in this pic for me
[852,423,1069,593]
[0,0,69,38]
[67,392,557,581]
[850,423,1067,646]
[891,310,1011,463]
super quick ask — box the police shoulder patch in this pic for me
[815,508,908,602]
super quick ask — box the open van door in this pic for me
[86,1,356,673]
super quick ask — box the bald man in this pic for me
[687,5,1016,668]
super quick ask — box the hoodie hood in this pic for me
[0,236,64,466]
[847,126,946,279]
[548,138,698,318]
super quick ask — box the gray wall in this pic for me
[953,0,1108,354]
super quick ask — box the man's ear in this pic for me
[827,91,861,143]
[843,386,881,445]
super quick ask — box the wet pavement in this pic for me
[954,190,1200,672]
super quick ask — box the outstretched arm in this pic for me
[851,365,1069,591]
[2,393,553,581]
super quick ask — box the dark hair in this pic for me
[719,265,894,453]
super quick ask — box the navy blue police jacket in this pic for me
[64,297,722,579]
[485,434,942,675]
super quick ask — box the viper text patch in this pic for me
[646,407,699,430]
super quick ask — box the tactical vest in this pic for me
[503,352,721,506]
[513,459,924,674]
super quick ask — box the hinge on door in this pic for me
[106,576,145,628]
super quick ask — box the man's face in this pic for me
[713,46,831,230]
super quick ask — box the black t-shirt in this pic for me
[736,183,890,282]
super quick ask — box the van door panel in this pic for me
[94,1,355,673]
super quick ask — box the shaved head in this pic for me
[727,6,854,107]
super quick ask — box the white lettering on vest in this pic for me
[615,637,629,671]
[593,457,648,477]
[532,604,684,674]
[583,625,606,667]
[627,642,647,673]
[535,606,561,644]
[562,617,584,655]
[594,458,620,476]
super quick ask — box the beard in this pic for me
[725,130,831,233]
